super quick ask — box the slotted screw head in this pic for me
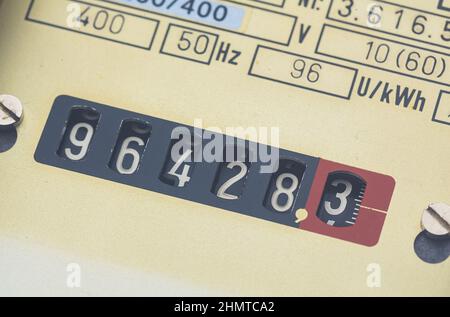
[421,203,450,238]
[0,95,23,129]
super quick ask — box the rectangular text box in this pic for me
[26,0,159,50]
[160,24,219,65]
[103,0,296,45]
[316,24,450,87]
[432,90,450,126]
[250,0,285,7]
[249,46,358,99]
[327,0,450,50]
[439,0,450,11]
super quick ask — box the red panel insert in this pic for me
[300,159,396,246]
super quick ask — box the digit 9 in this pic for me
[58,106,100,161]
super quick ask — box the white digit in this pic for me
[116,136,144,175]
[66,3,81,29]
[216,162,248,200]
[168,149,192,187]
[271,173,299,212]
[65,123,94,161]
[324,180,353,215]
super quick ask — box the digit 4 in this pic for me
[168,149,193,187]
[78,6,91,26]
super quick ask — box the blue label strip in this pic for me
[109,0,245,30]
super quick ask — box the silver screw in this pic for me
[0,95,23,129]
[421,203,450,238]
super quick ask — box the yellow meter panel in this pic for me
[0,0,449,296]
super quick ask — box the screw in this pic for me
[0,95,23,129]
[421,203,450,238]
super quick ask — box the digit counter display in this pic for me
[35,96,396,247]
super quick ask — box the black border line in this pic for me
[250,0,285,8]
[25,0,160,51]
[315,24,450,88]
[438,0,450,11]
[248,45,359,100]
[100,0,297,46]
[159,23,219,65]
[432,90,450,126]
[326,0,450,51]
